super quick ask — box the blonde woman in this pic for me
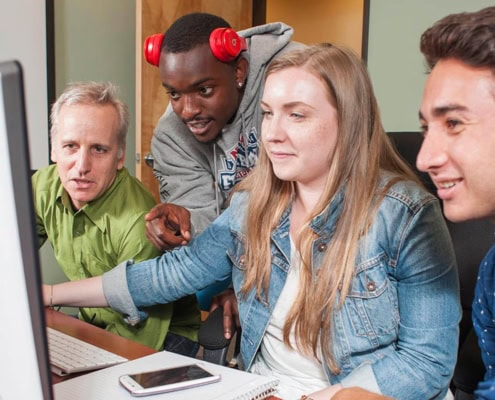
[45,44,460,399]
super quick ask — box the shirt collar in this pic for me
[57,168,128,232]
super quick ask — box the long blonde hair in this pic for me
[237,44,419,371]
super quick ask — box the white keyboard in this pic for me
[47,327,128,376]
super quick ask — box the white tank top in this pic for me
[250,239,328,400]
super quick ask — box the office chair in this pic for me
[388,132,492,399]
[196,281,237,366]
[198,305,240,366]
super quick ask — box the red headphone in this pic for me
[143,28,247,67]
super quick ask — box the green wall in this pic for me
[367,0,495,132]
[42,0,136,294]
[54,0,136,173]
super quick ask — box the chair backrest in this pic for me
[388,131,492,396]
[388,131,436,193]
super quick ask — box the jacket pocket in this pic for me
[345,254,399,338]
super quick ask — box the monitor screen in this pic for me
[0,60,53,399]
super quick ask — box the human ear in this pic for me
[235,57,249,88]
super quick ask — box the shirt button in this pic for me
[317,243,327,252]
[366,281,376,292]
[239,255,246,268]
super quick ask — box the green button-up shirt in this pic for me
[33,165,200,349]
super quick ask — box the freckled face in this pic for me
[50,104,124,210]
[417,59,495,222]
[261,67,338,191]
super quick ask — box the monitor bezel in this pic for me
[0,60,53,399]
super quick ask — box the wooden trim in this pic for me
[252,0,267,26]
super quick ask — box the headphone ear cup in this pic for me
[143,33,164,67]
[209,28,247,62]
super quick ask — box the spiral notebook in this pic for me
[53,350,279,400]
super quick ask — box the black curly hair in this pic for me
[162,12,231,53]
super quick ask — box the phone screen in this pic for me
[128,365,215,389]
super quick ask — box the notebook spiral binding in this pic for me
[233,379,279,400]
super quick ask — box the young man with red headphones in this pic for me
[143,13,300,253]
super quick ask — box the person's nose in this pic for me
[75,149,91,175]
[416,131,448,173]
[262,115,285,142]
[178,94,201,121]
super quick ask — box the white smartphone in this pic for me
[119,363,221,397]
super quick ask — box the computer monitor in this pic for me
[0,60,53,399]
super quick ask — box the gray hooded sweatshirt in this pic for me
[151,22,301,235]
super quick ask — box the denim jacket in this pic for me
[104,175,460,399]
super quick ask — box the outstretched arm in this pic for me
[42,277,106,308]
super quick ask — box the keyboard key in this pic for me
[47,327,128,376]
